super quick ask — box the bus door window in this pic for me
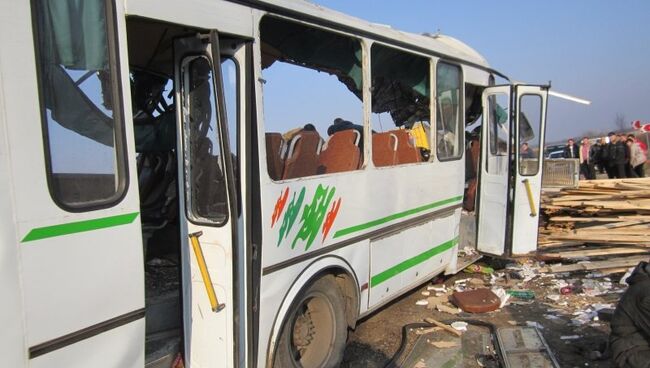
[33,0,126,209]
[487,93,510,175]
[182,56,229,224]
[370,44,431,166]
[435,62,463,161]
[518,95,543,175]
[259,17,364,180]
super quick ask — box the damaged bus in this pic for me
[0,0,548,367]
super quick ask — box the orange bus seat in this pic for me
[393,130,422,164]
[282,131,322,179]
[265,132,285,180]
[372,132,398,167]
[317,130,361,174]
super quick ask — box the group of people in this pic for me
[563,132,647,179]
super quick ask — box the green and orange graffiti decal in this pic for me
[276,187,306,246]
[292,184,336,250]
[271,187,289,227]
[271,185,342,250]
[322,198,341,241]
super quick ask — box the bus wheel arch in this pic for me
[268,258,360,367]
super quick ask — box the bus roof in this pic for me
[251,0,498,75]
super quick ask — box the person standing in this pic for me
[607,132,627,179]
[592,138,604,174]
[563,138,579,159]
[520,142,534,158]
[628,137,647,177]
[579,137,596,180]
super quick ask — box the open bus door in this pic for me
[476,85,548,256]
[510,85,548,255]
[174,32,239,367]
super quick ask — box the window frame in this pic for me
[517,93,543,177]
[259,14,366,182]
[369,41,434,166]
[434,60,464,162]
[31,0,129,212]
[180,53,232,227]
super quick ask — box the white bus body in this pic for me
[0,0,548,367]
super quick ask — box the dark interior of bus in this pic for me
[127,17,192,368]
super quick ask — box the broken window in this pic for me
[33,0,126,209]
[260,16,363,180]
[371,44,431,166]
[436,62,463,160]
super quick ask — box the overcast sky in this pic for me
[311,0,650,143]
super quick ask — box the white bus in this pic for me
[0,0,548,367]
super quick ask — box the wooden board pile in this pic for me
[538,177,650,273]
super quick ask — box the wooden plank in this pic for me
[423,318,462,337]
[546,246,649,259]
[545,256,649,273]
[549,216,650,222]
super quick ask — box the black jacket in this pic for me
[563,143,579,159]
[607,141,628,165]
[610,261,650,367]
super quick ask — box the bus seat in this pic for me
[265,132,285,180]
[317,130,361,174]
[393,130,422,164]
[282,131,322,179]
[372,132,398,167]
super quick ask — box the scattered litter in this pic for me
[525,321,544,329]
[560,286,573,295]
[415,299,429,306]
[547,294,561,302]
[454,278,470,285]
[543,314,562,321]
[428,286,447,293]
[424,318,463,337]
[415,327,442,335]
[506,290,535,300]
[467,278,486,287]
[450,321,468,332]
[507,320,517,326]
[491,287,511,308]
[430,340,460,349]
[459,246,478,257]
[464,264,494,275]
[421,291,430,296]
[436,304,460,315]
[560,335,581,340]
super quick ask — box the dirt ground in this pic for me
[341,258,622,368]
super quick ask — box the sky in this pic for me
[307,0,650,143]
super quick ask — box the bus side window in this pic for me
[260,16,364,180]
[32,0,126,209]
[436,62,463,160]
[370,44,431,165]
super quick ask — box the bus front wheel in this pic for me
[273,275,348,368]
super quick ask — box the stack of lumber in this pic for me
[537,178,650,272]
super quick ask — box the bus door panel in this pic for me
[511,86,548,255]
[175,33,238,368]
[476,86,512,256]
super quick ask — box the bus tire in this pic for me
[273,275,348,368]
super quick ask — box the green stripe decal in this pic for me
[371,237,458,288]
[22,212,140,242]
[333,196,462,239]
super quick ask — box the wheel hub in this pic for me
[292,310,315,348]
